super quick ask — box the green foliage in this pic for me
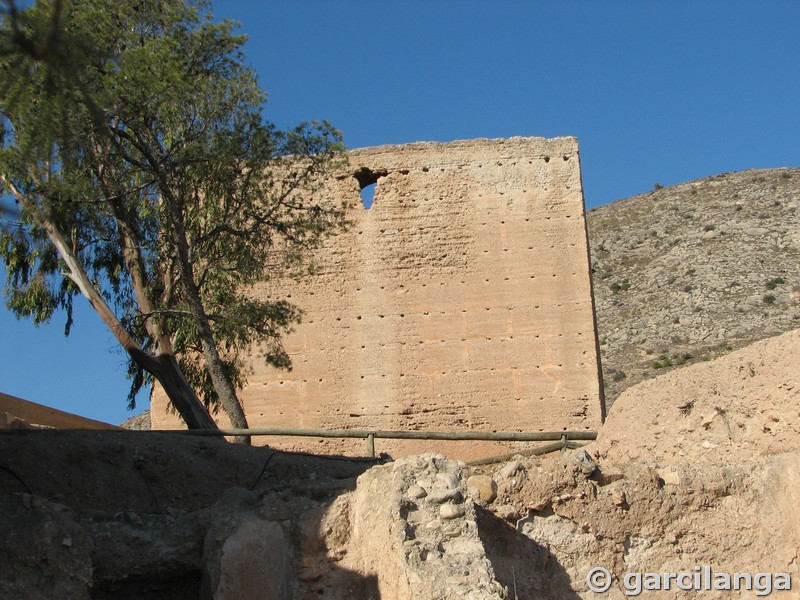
[0,0,347,411]
[652,352,694,369]
[652,356,673,369]
[765,277,785,290]
[673,353,692,366]
[653,182,664,190]
[763,293,777,305]
[610,279,630,293]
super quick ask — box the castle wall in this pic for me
[152,137,604,459]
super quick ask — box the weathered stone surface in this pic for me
[493,503,520,521]
[611,489,627,507]
[82,509,203,584]
[210,519,290,600]
[657,467,681,486]
[499,460,524,479]
[573,449,597,476]
[0,496,93,600]
[427,488,461,504]
[591,466,625,486]
[436,472,460,490]
[200,488,293,600]
[439,503,466,520]
[466,475,498,504]
[407,484,427,499]
[153,137,604,459]
[340,455,504,599]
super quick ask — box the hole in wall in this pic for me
[354,167,388,209]
[360,186,375,209]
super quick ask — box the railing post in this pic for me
[366,433,375,458]
[559,434,567,455]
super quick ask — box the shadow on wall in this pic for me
[476,506,581,600]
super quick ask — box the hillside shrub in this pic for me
[766,277,785,290]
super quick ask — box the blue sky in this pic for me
[1,1,799,425]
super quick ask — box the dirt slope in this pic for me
[476,328,800,597]
[592,327,800,465]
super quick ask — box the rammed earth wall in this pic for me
[152,137,605,459]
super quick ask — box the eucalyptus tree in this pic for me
[0,0,347,435]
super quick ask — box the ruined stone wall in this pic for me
[152,137,604,459]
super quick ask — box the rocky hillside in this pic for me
[587,167,800,408]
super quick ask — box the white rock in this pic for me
[407,484,427,499]
[440,504,466,520]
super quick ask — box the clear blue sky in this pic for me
[1,1,798,425]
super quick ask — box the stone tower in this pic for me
[152,137,604,459]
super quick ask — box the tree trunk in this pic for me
[31,197,218,431]
[94,172,220,430]
[158,183,251,444]
[93,134,251,442]
[129,348,218,430]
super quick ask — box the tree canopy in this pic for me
[0,0,348,432]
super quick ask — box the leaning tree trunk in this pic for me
[159,184,251,444]
[97,139,251,442]
[129,348,218,430]
[34,210,219,431]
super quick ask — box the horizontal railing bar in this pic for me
[468,440,586,466]
[161,428,598,441]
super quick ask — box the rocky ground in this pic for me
[0,430,381,600]
[4,328,800,598]
[477,328,800,598]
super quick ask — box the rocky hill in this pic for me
[587,167,800,408]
